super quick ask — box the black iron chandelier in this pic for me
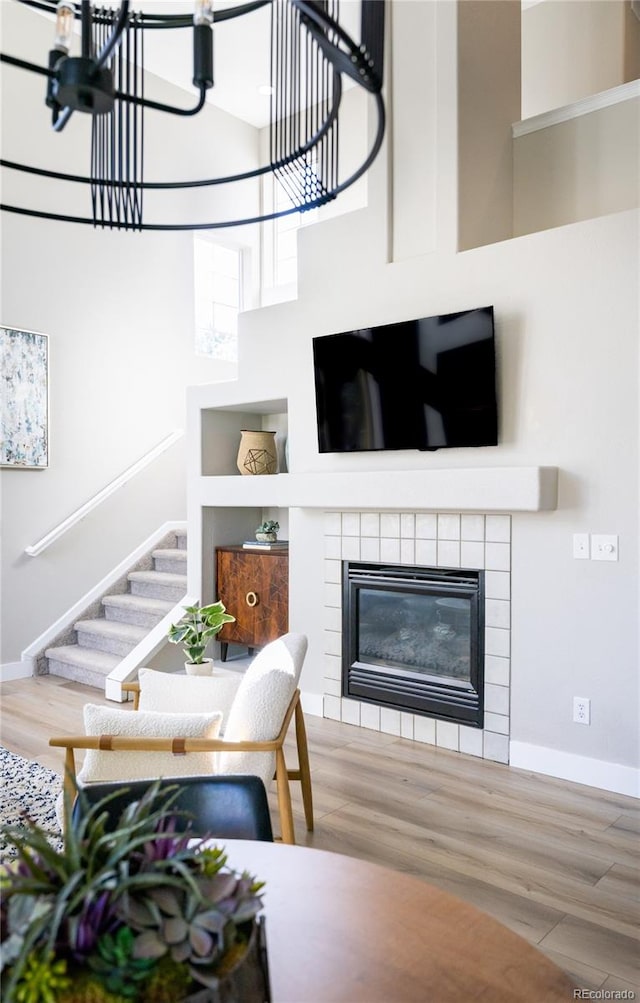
[0,0,386,231]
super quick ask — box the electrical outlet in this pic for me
[573,697,591,725]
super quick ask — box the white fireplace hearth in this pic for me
[322,511,512,763]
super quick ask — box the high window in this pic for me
[194,239,242,361]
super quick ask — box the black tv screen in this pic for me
[313,307,498,453]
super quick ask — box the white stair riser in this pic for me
[103,605,168,628]
[129,579,186,601]
[46,657,111,689]
[75,629,141,658]
[154,557,187,574]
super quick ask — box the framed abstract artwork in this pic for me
[0,326,49,469]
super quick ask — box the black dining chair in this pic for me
[71,775,274,841]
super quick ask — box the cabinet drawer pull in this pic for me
[246,591,259,607]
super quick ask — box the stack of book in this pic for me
[242,539,289,551]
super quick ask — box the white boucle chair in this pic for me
[50,633,313,844]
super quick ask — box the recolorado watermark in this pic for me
[573,992,635,1000]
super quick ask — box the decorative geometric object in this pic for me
[0,0,386,231]
[0,326,49,469]
[237,429,278,475]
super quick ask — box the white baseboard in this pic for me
[301,691,324,718]
[1,660,33,682]
[510,741,640,798]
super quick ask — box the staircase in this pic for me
[45,532,187,691]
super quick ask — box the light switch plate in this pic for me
[591,534,618,561]
[573,534,590,559]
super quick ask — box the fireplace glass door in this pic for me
[343,563,484,727]
[357,588,472,683]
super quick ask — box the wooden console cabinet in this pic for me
[215,545,289,658]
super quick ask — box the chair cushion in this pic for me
[217,634,307,787]
[77,704,223,784]
[137,667,241,728]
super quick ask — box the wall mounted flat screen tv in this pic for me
[313,306,498,453]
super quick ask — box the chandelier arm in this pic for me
[0,52,55,78]
[114,85,207,118]
[53,106,73,132]
[0,53,207,120]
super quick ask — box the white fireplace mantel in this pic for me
[197,466,558,513]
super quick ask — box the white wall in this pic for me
[0,3,261,661]
[190,2,639,780]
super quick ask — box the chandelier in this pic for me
[0,0,386,231]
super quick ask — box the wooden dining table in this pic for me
[219,839,575,1003]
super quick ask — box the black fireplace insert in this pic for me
[342,562,485,727]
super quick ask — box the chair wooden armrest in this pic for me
[49,689,310,845]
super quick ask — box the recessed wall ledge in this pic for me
[198,466,559,513]
[512,80,640,138]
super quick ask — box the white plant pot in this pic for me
[185,658,214,676]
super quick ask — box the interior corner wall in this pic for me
[522,0,634,118]
[0,2,261,663]
[456,0,521,251]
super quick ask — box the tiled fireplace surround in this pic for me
[322,511,512,763]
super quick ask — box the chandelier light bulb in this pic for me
[193,0,214,27]
[53,1,75,53]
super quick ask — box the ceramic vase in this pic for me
[237,430,278,476]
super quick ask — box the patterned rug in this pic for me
[0,745,62,857]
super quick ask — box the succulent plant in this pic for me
[13,949,71,1003]
[125,849,264,989]
[87,927,156,999]
[167,601,235,664]
[257,520,279,535]
[1,782,265,1001]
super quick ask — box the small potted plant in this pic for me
[255,521,279,543]
[0,783,269,1002]
[168,601,235,675]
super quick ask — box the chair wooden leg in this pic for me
[275,747,296,845]
[62,748,77,830]
[295,700,314,832]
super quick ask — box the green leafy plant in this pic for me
[167,601,235,665]
[0,782,265,1003]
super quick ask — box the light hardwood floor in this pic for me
[1,675,638,994]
